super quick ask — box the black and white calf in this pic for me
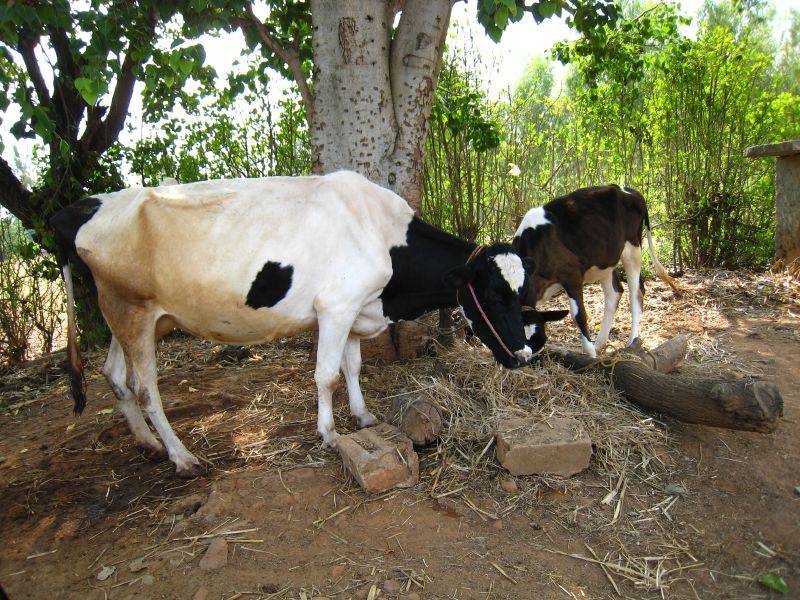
[512,185,680,358]
[52,171,532,477]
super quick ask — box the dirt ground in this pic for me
[0,269,798,600]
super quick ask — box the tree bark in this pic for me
[550,335,688,374]
[775,154,800,277]
[309,0,452,211]
[545,338,783,433]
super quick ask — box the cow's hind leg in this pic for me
[621,242,644,346]
[103,336,166,459]
[341,336,377,428]
[594,269,622,352]
[103,297,202,477]
[132,338,203,477]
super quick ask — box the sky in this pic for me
[2,0,800,183]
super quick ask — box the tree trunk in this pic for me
[775,154,800,277]
[309,1,454,358]
[545,338,783,433]
[309,0,453,212]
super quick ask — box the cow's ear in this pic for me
[542,309,569,322]
[522,257,535,272]
[444,265,474,288]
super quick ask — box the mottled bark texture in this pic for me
[775,154,800,276]
[310,0,453,212]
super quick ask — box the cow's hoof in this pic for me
[175,460,205,479]
[139,443,168,461]
[355,412,378,428]
[320,431,339,450]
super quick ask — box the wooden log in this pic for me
[550,336,688,375]
[544,337,783,433]
[387,392,443,447]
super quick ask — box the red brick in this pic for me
[337,423,419,493]
[495,416,592,476]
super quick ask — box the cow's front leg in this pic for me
[341,336,377,428]
[314,315,355,448]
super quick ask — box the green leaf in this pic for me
[74,77,100,106]
[758,575,789,594]
[494,6,508,28]
[486,24,503,43]
[538,0,557,20]
[178,58,194,75]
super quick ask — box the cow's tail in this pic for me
[54,239,87,415]
[643,213,681,293]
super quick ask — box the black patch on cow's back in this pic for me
[246,261,293,309]
[50,196,103,277]
[50,197,103,250]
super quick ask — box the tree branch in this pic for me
[0,156,36,230]
[83,51,138,154]
[81,11,157,155]
[238,2,315,125]
[18,34,52,109]
[48,26,86,143]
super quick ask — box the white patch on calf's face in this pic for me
[514,206,550,237]
[524,323,538,339]
[459,307,474,330]
[492,253,525,292]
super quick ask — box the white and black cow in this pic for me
[52,171,532,477]
[512,185,680,358]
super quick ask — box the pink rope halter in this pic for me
[461,246,517,361]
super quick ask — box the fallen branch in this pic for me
[545,336,783,433]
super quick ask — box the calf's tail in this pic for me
[643,213,681,293]
[54,237,87,416]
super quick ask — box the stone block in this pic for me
[495,416,592,477]
[198,537,228,571]
[337,423,419,493]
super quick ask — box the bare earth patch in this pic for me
[1,269,798,600]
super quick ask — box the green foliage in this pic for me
[553,2,690,87]
[0,216,64,364]
[477,0,619,42]
[424,42,503,241]
[425,0,798,271]
[125,76,311,185]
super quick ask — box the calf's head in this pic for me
[522,309,570,360]
[444,245,533,368]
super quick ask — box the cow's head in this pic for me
[444,245,534,368]
[522,309,569,361]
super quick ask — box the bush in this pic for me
[0,216,64,364]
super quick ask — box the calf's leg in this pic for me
[564,282,596,357]
[621,242,644,346]
[594,269,622,352]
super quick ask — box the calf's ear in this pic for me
[444,265,475,288]
[542,309,569,322]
